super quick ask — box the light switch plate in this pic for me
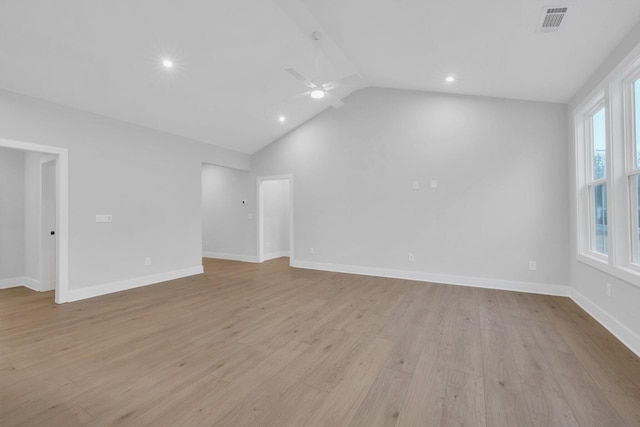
[96,214,112,223]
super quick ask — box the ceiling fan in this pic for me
[284,67,361,109]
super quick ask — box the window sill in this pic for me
[576,253,640,288]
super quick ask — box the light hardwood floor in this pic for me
[1,258,639,426]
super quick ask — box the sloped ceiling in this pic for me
[1,0,640,154]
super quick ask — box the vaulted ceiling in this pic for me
[2,0,640,154]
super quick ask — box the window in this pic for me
[589,107,608,255]
[574,52,640,287]
[576,95,608,263]
[629,78,640,264]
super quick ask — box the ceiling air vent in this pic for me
[537,6,568,33]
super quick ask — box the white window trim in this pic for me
[575,91,609,266]
[628,169,640,266]
[618,63,640,275]
[573,51,640,288]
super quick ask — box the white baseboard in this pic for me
[0,277,24,289]
[291,259,640,357]
[55,256,639,358]
[263,251,290,261]
[570,288,640,358]
[66,265,204,302]
[290,260,570,297]
[203,251,259,263]
[0,276,42,291]
[22,277,42,292]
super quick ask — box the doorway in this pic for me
[257,175,293,263]
[0,138,69,303]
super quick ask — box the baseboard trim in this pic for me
[291,259,640,357]
[290,260,570,297]
[203,251,259,263]
[66,265,204,302]
[21,277,42,292]
[263,251,290,261]
[570,288,640,358]
[0,276,42,291]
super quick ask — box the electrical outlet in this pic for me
[431,179,438,188]
[529,261,537,271]
[606,282,612,297]
[309,247,315,254]
[408,253,415,262]
[145,257,151,266]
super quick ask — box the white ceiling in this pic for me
[1,0,640,154]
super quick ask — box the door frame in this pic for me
[256,175,293,264]
[40,155,58,292]
[0,138,69,303]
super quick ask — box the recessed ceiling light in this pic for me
[446,76,455,83]
[278,115,286,123]
[310,89,325,99]
[162,59,174,69]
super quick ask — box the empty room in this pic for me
[1,0,640,425]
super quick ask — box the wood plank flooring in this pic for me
[1,257,639,426]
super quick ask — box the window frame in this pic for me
[621,68,640,273]
[575,91,609,265]
[573,52,640,288]
[587,104,608,257]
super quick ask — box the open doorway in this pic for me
[0,138,69,303]
[257,175,293,264]
[201,163,256,262]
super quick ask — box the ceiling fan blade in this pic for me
[292,91,311,100]
[325,91,344,109]
[322,73,363,91]
[284,68,317,89]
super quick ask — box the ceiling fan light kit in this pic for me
[310,89,325,99]
[284,67,361,109]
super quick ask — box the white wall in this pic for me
[568,19,640,355]
[251,87,570,292]
[201,163,256,262]
[261,179,289,259]
[0,147,25,283]
[0,90,250,300]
